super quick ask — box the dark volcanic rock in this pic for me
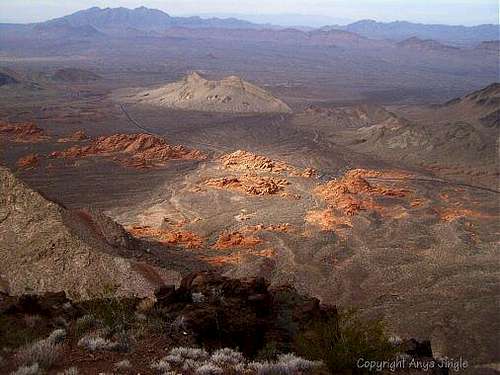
[155,271,336,356]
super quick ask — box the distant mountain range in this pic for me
[1,7,498,46]
[396,37,460,52]
[44,6,264,32]
[325,20,499,45]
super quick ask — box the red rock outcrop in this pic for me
[212,231,263,250]
[315,169,410,216]
[57,130,89,143]
[305,209,353,231]
[128,225,204,249]
[438,207,493,222]
[50,133,205,168]
[205,174,289,196]
[220,150,293,173]
[16,154,39,169]
[219,149,315,177]
[204,248,276,266]
[0,121,49,143]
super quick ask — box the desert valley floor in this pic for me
[0,22,499,373]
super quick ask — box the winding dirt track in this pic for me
[120,103,233,152]
[368,177,500,194]
[121,103,498,195]
[120,104,154,135]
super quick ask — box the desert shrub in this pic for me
[247,361,290,375]
[192,292,206,303]
[83,283,136,333]
[75,314,101,337]
[210,347,245,366]
[148,346,322,374]
[78,335,120,352]
[182,358,203,371]
[295,309,396,373]
[277,353,322,372]
[246,354,323,375]
[48,329,67,344]
[11,363,39,375]
[133,312,165,339]
[151,358,171,372]
[169,347,209,361]
[78,330,132,353]
[165,354,184,365]
[15,329,65,369]
[114,330,134,352]
[195,363,224,375]
[57,367,79,375]
[115,359,132,369]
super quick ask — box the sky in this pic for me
[0,0,498,26]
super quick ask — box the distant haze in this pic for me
[0,0,498,26]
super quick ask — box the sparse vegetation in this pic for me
[150,347,323,374]
[83,283,136,332]
[11,363,39,375]
[115,359,132,370]
[74,314,101,338]
[14,328,66,370]
[295,309,396,373]
[132,308,167,338]
[0,271,438,374]
[57,367,79,375]
[77,331,131,353]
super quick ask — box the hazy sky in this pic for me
[0,0,498,25]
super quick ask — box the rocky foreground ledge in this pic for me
[0,271,448,374]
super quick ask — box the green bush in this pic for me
[295,309,396,373]
[82,283,136,333]
[74,314,101,338]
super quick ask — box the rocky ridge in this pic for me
[0,166,181,299]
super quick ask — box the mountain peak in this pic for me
[42,6,261,33]
[125,73,292,114]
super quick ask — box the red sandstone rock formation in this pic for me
[50,133,205,168]
[0,121,49,143]
[205,174,289,196]
[16,154,39,169]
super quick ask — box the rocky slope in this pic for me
[318,84,500,188]
[121,72,292,114]
[0,166,181,299]
[0,271,449,375]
